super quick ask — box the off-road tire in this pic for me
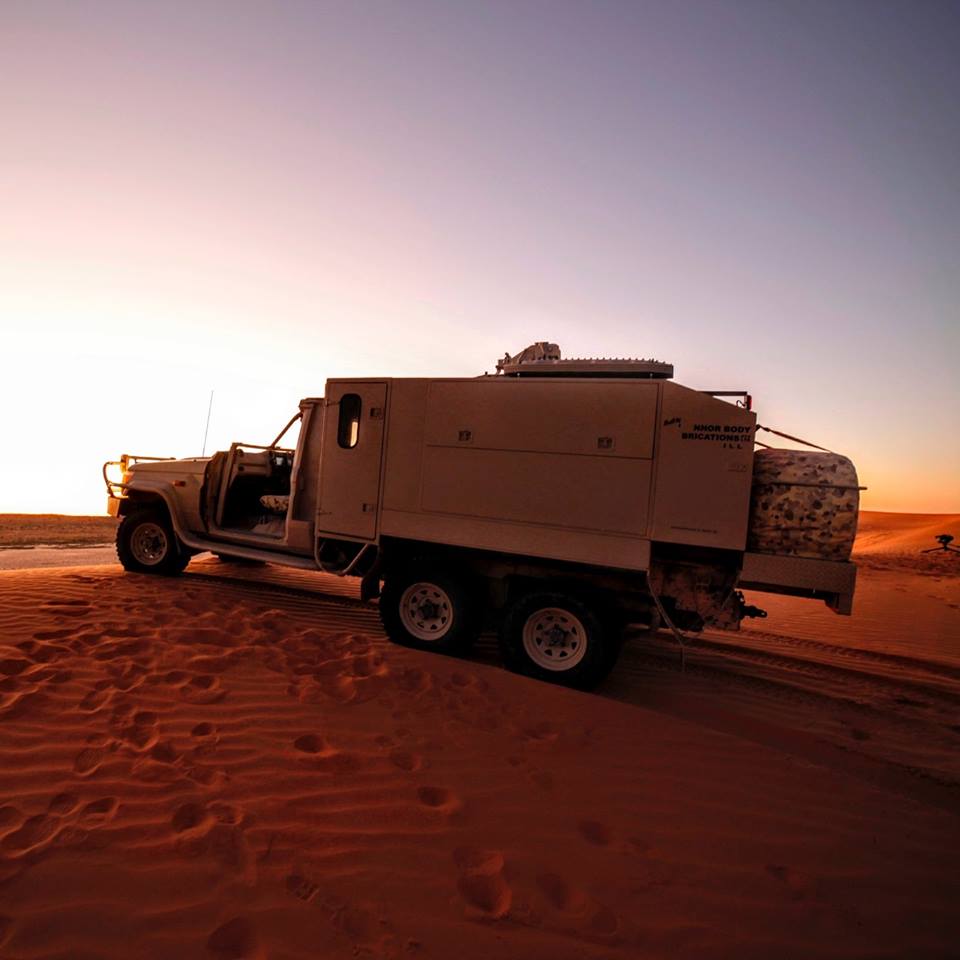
[116,509,189,576]
[499,591,619,689]
[379,563,481,655]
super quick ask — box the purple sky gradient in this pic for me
[1,0,957,512]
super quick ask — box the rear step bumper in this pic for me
[738,552,857,615]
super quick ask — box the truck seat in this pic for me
[259,495,290,515]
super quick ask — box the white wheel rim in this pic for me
[399,582,454,642]
[522,607,588,671]
[130,522,168,565]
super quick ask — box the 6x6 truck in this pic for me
[104,343,860,688]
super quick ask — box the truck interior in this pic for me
[204,413,302,538]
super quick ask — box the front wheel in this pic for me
[499,591,619,689]
[379,564,481,655]
[116,510,189,575]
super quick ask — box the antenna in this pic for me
[201,389,214,456]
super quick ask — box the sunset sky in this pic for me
[2,0,957,515]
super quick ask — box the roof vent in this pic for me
[495,342,673,379]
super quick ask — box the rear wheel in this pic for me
[117,509,189,575]
[379,564,480,655]
[499,591,619,689]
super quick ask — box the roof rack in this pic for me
[495,342,673,379]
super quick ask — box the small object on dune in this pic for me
[922,534,960,554]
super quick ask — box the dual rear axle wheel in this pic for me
[378,565,619,689]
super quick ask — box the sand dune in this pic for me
[854,511,960,554]
[852,511,960,577]
[0,513,958,958]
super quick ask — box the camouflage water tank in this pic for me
[748,449,860,561]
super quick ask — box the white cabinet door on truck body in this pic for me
[316,381,387,541]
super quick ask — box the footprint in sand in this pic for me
[315,671,359,705]
[537,872,589,914]
[171,801,213,834]
[181,674,225,704]
[315,751,362,775]
[1,814,62,856]
[47,793,81,816]
[389,749,423,772]
[73,746,105,776]
[31,628,76,641]
[78,687,112,712]
[291,734,360,773]
[43,599,91,618]
[348,649,387,679]
[79,797,119,825]
[118,711,160,751]
[536,871,622,939]
[417,786,455,809]
[578,819,612,846]
[765,863,817,901]
[0,806,21,839]
[208,802,243,826]
[184,763,228,789]
[454,846,504,876]
[454,846,512,919]
[329,899,391,947]
[627,836,652,855]
[522,721,560,744]
[0,658,32,677]
[173,799,252,877]
[473,714,501,733]
[104,663,148,693]
[188,723,221,758]
[150,740,179,764]
[172,800,241,833]
[394,667,433,697]
[292,733,328,754]
[588,906,621,938]
[285,872,320,902]
[505,754,553,791]
[36,667,73,685]
[206,916,260,960]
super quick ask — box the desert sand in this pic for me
[0,513,958,959]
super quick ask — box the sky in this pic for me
[1,0,957,515]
